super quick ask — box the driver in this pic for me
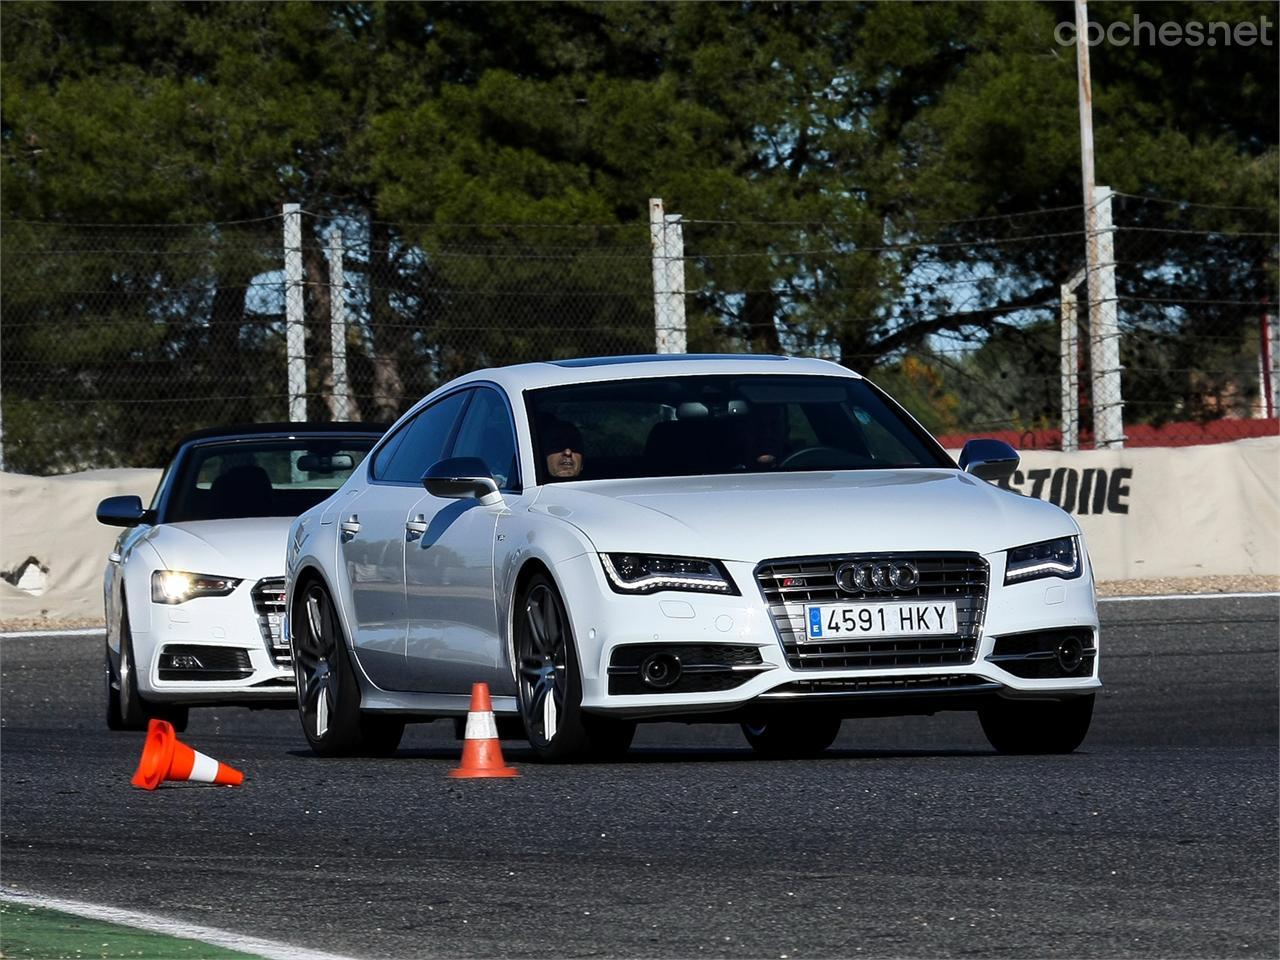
[541,419,585,480]
[748,404,789,467]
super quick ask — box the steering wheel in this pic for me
[778,446,874,470]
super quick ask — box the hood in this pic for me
[531,470,1076,561]
[144,517,294,580]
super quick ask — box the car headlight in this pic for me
[1004,536,1081,584]
[600,554,738,595]
[151,570,242,604]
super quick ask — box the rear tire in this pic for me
[293,581,403,757]
[741,711,841,758]
[979,693,1095,755]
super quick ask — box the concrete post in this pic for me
[283,203,306,422]
[327,231,351,421]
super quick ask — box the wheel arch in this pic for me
[288,563,344,651]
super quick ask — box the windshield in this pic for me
[526,375,950,483]
[163,436,376,522]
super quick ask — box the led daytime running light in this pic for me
[600,554,736,595]
[1004,537,1080,584]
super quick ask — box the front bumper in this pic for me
[133,578,294,704]
[556,551,1100,719]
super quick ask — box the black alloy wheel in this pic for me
[978,693,1095,755]
[516,573,634,762]
[741,710,842,758]
[293,581,403,757]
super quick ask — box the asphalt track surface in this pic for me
[2,596,1277,959]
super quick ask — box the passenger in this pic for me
[541,420,585,480]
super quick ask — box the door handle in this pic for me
[340,515,360,542]
[405,515,428,541]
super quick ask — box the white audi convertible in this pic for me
[97,423,384,730]
[284,355,1100,760]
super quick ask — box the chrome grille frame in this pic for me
[755,552,989,671]
[251,578,290,667]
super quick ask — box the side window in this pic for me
[377,391,470,484]
[370,427,409,480]
[450,388,519,489]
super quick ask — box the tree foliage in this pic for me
[1,1,1275,469]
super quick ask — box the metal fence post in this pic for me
[0,358,6,472]
[1059,276,1082,453]
[663,213,687,354]
[1271,312,1279,420]
[1262,310,1277,419]
[649,198,669,353]
[283,203,306,422]
[1087,186,1124,448]
[650,199,688,354]
[327,230,351,421]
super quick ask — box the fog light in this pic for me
[1056,636,1084,672]
[639,652,682,690]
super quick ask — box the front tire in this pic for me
[112,610,188,733]
[105,649,126,731]
[293,581,403,757]
[515,573,634,762]
[978,693,1095,755]
[741,711,841,758]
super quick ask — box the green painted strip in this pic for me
[0,901,266,960]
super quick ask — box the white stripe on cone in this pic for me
[189,751,221,784]
[464,711,499,741]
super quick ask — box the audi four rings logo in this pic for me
[836,560,920,593]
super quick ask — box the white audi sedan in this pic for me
[285,355,1099,760]
[97,423,384,731]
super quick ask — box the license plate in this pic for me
[803,601,958,641]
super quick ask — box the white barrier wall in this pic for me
[0,468,162,621]
[0,438,1276,622]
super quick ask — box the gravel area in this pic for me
[0,616,106,633]
[2,575,1275,634]
[1095,574,1280,597]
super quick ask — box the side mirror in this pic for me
[958,439,1020,483]
[422,457,502,504]
[96,495,154,527]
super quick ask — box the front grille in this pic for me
[252,578,290,667]
[756,552,988,671]
[158,645,252,681]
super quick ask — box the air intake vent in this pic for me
[252,578,290,666]
[158,645,252,681]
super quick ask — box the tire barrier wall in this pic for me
[1,437,1275,622]
[949,436,1279,582]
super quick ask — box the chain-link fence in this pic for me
[2,198,1276,474]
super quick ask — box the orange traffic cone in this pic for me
[448,682,519,779]
[131,718,244,790]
